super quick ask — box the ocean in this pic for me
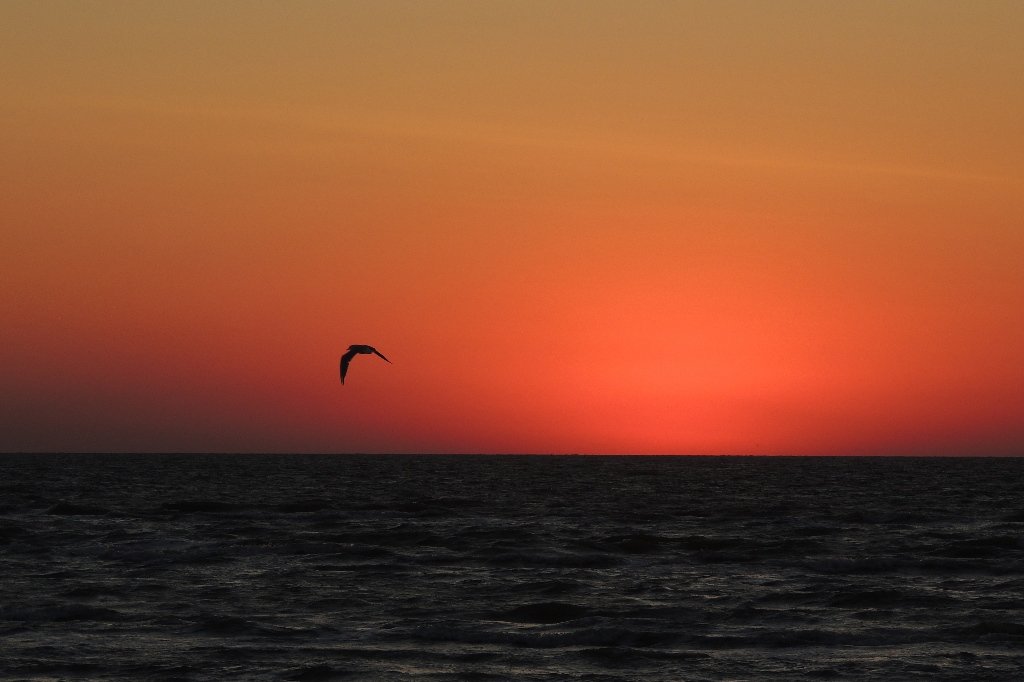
[0,454,1022,681]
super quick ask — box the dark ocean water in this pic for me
[1,455,1023,681]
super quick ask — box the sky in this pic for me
[2,1,1023,455]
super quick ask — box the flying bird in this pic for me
[340,344,391,384]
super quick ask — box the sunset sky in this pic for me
[3,1,1023,455]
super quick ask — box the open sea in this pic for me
[1,454,1022,681]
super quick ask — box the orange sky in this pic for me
[3,1,1023,454]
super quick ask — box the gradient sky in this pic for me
[3,1,1023,455]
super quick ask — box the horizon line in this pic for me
[1,451,1021,459]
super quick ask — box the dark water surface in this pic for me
[1,454,1023,680]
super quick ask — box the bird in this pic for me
[340,344,391,384]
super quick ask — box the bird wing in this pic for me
[340,348,359,384]
[371,348,391,363]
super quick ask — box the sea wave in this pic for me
[1,454,1023,681]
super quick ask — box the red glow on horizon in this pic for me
[3,3,1023,455]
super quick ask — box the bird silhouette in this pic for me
[340,344,391,384]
